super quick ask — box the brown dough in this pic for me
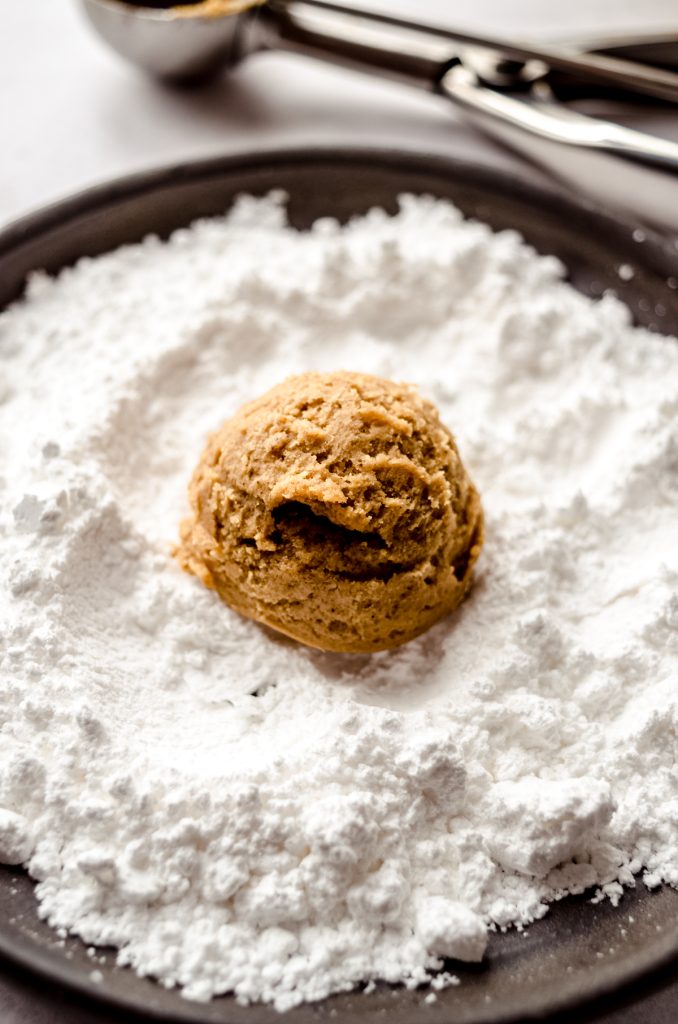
[176,371,483,653]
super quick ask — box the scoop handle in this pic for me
[258,0,678,103]
[439,65,678,231]
[252,0,457,90]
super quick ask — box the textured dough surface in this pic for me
[177,371,483,652]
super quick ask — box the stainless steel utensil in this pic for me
[441,66,678,230]
[81,0,678,229]
[81,0,678,95]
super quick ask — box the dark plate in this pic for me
[0,147,677,1024]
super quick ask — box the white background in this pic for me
[1,2,678,1022]
[2,0,678,227]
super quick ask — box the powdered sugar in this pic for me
[0,193,676,1009]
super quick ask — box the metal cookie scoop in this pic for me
[81,0,252,80]
[81,0,678,229]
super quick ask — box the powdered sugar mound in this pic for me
[483,776,615,877]
[0,193,677,1009]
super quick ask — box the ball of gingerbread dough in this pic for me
[177,371,483,653]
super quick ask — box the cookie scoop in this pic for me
[176,371,483,652]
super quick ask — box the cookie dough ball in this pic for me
[177,371,483,653]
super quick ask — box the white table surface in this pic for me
[2,1,678,1021]
[3,0,678,228]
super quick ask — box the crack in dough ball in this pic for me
[176,371,483,653]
